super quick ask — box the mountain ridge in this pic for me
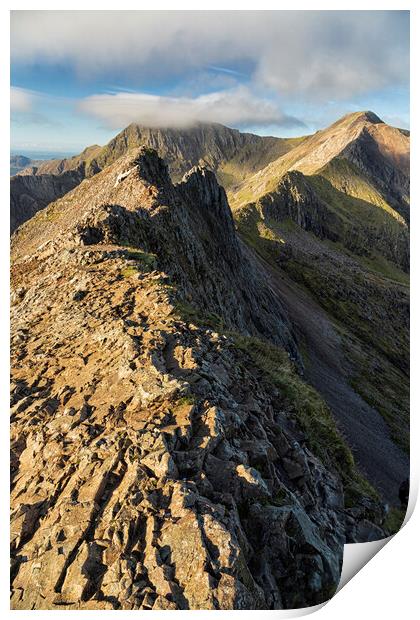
[231,112,409,493]
[10,123,307,233]
[11,111,409,235]
[12,146,391,610]
[12,147,298,356]
[230,110,410,222]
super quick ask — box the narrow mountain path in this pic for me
[243,241,409,505]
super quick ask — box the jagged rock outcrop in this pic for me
[11,147,385,610]
[13,148,298,357]
[83,123,297,183]
[10,255,345,609]
[341,127,410,221]
[21,124,297,183]
[10,124,301,233]
[233,115,410,502]
[249,170,409,271]
[256,171,337,240]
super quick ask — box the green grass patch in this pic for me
[318,157,405,223]
[356,253,409,286]
[231,333,379,505]
[236,206,409,456]
[176,394,196,407]
[173,300,226,332]
[342,334,409,454]
[122,246,157,268]
[232,335,351,470]
[119,246,158,278]
[235,204,288,265]
[121,266,139,278]
[43,206,61,222]
[383,507,406,535]
[309,172,405,237]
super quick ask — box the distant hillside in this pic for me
[10,123,305,233]
[23,124,304,185]
[10,168,85,233]
[18,144,103,177]
[82,122,306,185]
[10,155,44,176]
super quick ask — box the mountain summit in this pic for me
[10,110,409,609]
[231,112,409,505]
[11,112,409,234]
[231,110,409,221]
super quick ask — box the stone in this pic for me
[10,145,387,611]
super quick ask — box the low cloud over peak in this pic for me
[77,88,305,130]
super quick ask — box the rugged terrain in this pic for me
[11,147,388,610]
[10,168,85,234]
[10,111,409,610]
[232,112,410,500]
[10,124,305,233]
[231,111,409,222]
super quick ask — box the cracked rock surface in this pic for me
[11,148,384,609]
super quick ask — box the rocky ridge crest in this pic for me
[11,147,385,610]
[11,124,301,233]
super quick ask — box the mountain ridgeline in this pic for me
[10,123,305,233]
[10,112,409,610]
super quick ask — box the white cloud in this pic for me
[10,87,33,112]
[77,87,304,129]
[11,11,409,101]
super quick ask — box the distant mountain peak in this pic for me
[337,110,384,126]
[231,108,409,223]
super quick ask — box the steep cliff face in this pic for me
[23,123,300,183]
[84,123,302,184]
[10,147,385,610]
[255,171,338,240]
[341,127,410,221]
[10,167,85,233]
[248,170,409,272]
[14,149,297,354]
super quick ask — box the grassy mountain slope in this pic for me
[83,122,306,186]
[10,112,410,506]
[230,111,409,222]
[230,112,409,507]
[18,123,306,187]
[11,123,307,233]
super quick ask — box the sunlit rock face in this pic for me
[10,147,386,610]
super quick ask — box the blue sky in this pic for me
[11,11,410,154]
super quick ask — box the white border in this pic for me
[2,3,418,618]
